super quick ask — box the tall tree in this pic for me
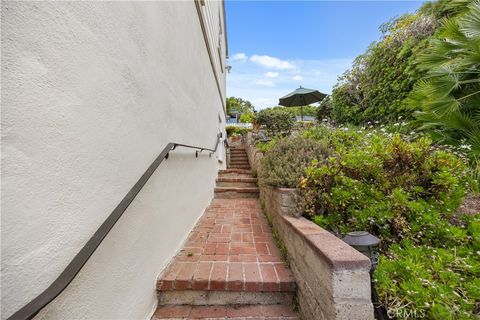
[226,97,255,115]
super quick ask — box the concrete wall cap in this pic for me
[282,215,371,271]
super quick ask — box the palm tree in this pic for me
[407,0,480,162]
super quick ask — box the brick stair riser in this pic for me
[229,163,250,167]
[214,191,259,199]
[229,159,249,164]
[216,181,257,188]
[219,169,251,175]
[157,291,294,307]
[217,174,253,180]
[229,167,251,170]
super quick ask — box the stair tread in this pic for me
[219,169,252,174]
[217,177,257,182]
[153,304,299,319]
[214,187,259,192]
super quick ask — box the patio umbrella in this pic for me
[279,86,327,120]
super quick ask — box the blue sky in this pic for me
[225,1,424,109]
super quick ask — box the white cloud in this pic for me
[292,75,303,81]
[264,72,279,78]
[230,53,247,62]
[250,55,294,70]
[227,57,354,110]
[254,79,275,87]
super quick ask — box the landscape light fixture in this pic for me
[343,231,386,320]
[342,231,380,270]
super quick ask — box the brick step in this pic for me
[229,155,248,160]
[229,159,248,163]
[153,304,299,319]
[216,177,257,188]
[219,169,252,175]
[228,164,251,168]
[229,162,250,167]
[229,152,248,157]
[228,166,251,171]
[217,174,254,181]
[216,182,257,188]
[157,261,295,293]
[214,187,258,198]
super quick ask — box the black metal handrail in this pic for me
[8,133,223,320]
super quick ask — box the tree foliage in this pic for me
[331,9,440,125]
[255,108,295,137]
[239,113,254,123]
[269,105,319,117]
[226,97,255,115]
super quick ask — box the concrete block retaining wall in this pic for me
[245,133,374,320]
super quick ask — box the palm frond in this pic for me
[459,0,480,38]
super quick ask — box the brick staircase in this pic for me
[153,146,299,319]
[214,147,259,199]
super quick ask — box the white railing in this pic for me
[226,122,252,128]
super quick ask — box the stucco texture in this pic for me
[1,1,226,319]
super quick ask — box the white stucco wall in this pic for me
[1,1,226,319]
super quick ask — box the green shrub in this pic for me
[255,108,295,137]
[296,125,478,317]
[260,136,329,188]
[255,138,277,153]
[226,125,250,137]
[299,131,471,247]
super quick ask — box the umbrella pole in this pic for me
[301,105,303,121]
